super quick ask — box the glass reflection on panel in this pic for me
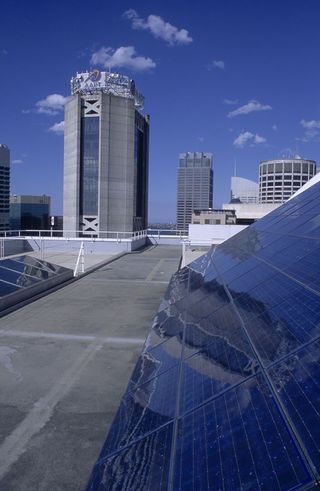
[268,339,320,476]
[174,374,311,491]
[100,364,179,456]
[87,423,173,491]
[130,336,182,389]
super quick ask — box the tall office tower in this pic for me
[176,152,213,230]
[259,158,316,203]
[10,195,51,230]
[0,145,10,231]
[231,176,259,203]
[63,70,149,236]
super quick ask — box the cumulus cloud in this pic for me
[299,119,320,142]
[124,9,192,45]
[228,100,272,118]
[12,159,23,164]
[91,46,156,71]
[49,121,65,134]
[36,94,70,115]
[233,131,266,148]
[272,124,278,131]
[301,119,320,129]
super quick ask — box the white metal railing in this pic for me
[73,242,85,277]
[0,229,188,241]
[0,229,149,241]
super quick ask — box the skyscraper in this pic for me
[10,195,51,230]
[0,145,10,231]
[259,158,316,203]
[176,152,213,230]
[63,70,149,236]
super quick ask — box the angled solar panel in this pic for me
[87,182,320,490]
[0,255,72,311]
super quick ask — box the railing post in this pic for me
[81,242,84,273]
[40,239,44,260]
[74,241,84,277]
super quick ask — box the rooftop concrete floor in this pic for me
[0,245,181,491]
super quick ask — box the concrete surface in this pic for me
[0,245,181,490]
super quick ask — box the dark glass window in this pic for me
[267,163,274,173]
[284,162,292,173]
[275,162,282,173]
[80,116,99,215]
[294,162,301,172]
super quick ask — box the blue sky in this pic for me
[1,0,320,222]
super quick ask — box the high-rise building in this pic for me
[231,176,259,203]
[259,158,316,203]
[63,70,149,236]
[0,145,10,231]
[176,152,213,230]
[10,195,51,230]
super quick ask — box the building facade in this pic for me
[0,145,10,231]
[177,152,213,230]
[192,208,236,225]
[231,176,259,203]
[259,158,316,203]
[10,195,51,230]
[63,71,149,236]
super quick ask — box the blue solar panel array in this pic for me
[0,255,72,311]
[87,183,320,490]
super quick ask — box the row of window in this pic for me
[260,162,315,174]
[260,184,302,189]
[260,175,309,181]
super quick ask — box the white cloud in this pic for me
[198,136,204,142]
[49,121,65,134]
[124,9,192,45]
[12,159,23,164]
[91,46,156,71]
[36,94,70,115]
[254,134,266,144]
[212,60,225,70]
[299,119,320,142]
[301,119,320,129]
[228,100,272,118]
[224,98,239,105]
[233,131,266,148]
[272,124,277,131]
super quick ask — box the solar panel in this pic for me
[0,255,72,311]
[87,182,320,490]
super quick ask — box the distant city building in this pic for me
[177,152,213,230]
[10,195,51,230]
[222,201,281,225]
[192,209,236,225]
[63,70,149,236]
[0,145,10,231]
[231,176,259,203]
[259,158,316,203]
